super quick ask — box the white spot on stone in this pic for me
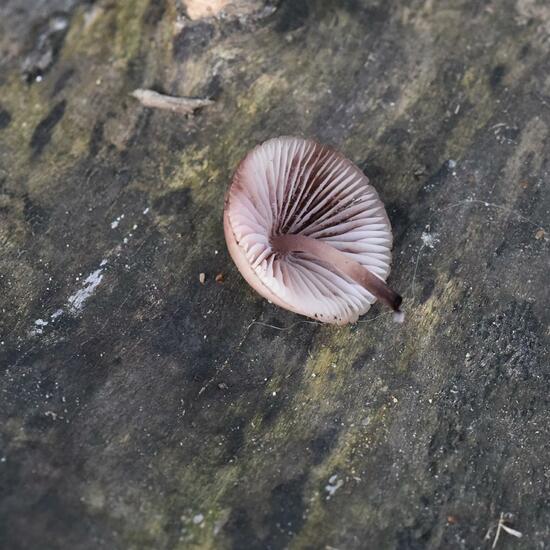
[67,265,106,313]
[393,311,405,324]
[325,475,344,498]
[51,309,64,320]
[193,513,204,525]
[421,231,440,249]
[30,318,49,336]
[51,16,68,32]
[448,159,457,169]
[110,214,124,229]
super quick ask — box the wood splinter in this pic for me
[131,89,213,115]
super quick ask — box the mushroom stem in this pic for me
[271,233,403,314]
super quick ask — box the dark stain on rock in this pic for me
[309,428,340,464]
[223,417,246,461]
[23,194,49,233]
[502,126,520,141]
[340,0,361,15]
[381,86,400,105]
[30,100,66,157]
[489,64,506,90]
[188,361,217,386]
[149,304,193,358]
[396,520,434,549]
[125,54,148,90]
[385,201,411,249]
[226,507,260,550]
[152,188,193,216]
[448,258,461,276]
[260,393,286,426]
[67,340,124,402]
[0,342,21,371]
[361,2,391,24]
[204,73,223,101]
[416,161,452,200]
[384,127,410,149]
[88,120,104,157]
[265,476,308,545]
[361,160,385,182]
[25,410,57,431]
[120,109,153,152]
[0,108,12,129]
[351,348,374,371]
[51,67,75,96]
[419,278,435,304]
[519,42,531,60]
[494,239,507,257]
[143,0,166,26]
[275,0,309,33]
[173,22,215,62]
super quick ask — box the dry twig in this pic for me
[131,89,213,115]
[487,513,522,549]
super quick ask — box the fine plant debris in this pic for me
[131,89,213,115]
[484,513,523,549]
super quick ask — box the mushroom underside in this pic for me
[270,233,402,312]
[224,136,402,324]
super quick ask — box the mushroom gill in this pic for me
[223,136,403,325]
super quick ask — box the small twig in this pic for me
[248,311,390,330]
[248,319,321,331]
[491,514,503,549]
[500,524,523,539]
[357,311,392,323]
[131,89,213,115]
[491,513,522,549]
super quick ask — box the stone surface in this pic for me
[1,1,549,549]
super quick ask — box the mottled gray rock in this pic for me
[1,1,549,549]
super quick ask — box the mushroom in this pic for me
[223,137,403,325]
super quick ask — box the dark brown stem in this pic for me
[271,233,403,313]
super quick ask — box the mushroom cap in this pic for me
[223,136,393,324]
